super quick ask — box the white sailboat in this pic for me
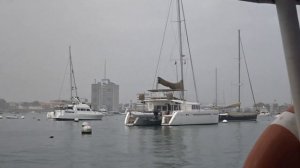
[125,0,219,126]
[53,46,103,121]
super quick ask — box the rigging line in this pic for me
[240,37,257,110]
[58,58,69,102]
[180,0,199,103]
[152,0,173,89]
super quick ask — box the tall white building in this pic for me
[91,79,119,112]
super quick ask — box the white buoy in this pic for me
[21,116,25,119]
[82,121,89,127]
[81,125,92,134]
[222,119,228,123]
[74,118,79,122]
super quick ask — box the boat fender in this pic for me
[82,122,89,127]
[243,108,300,168]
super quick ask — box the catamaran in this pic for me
[125,0,219,126]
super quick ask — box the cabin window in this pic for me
[192,105,200,110]
[155,105,168,111]
[66,110,74,113]
[162,106,167,111]
[173,105,181,111]
[156,106,161,111]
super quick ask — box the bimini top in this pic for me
[240,0,300,4]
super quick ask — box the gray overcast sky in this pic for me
[0,0,294,106]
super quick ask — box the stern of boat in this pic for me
[161,114,174,125]
[124,112,137,126]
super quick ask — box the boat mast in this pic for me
[238,30,241,112]
[69,46,73,101]
[69,46,78,102]
[216,68,218,107]
[104,58,107,79]
[177,0,184,99]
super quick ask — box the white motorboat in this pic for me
[258,106,270,116]
[54,101,103,121]
[52,46,103,121]
[5,115,19,119]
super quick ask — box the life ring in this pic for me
[244,106,300,168]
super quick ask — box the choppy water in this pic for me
[0,112,273,168]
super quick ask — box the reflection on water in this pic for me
[153,127,187,168]
[0,113,272,168]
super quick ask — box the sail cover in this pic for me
[157,77,183,90]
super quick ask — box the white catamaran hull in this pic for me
[124,111,161,126]
[161,110,219,126]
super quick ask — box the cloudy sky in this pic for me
[0,0,295,106]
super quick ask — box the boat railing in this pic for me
[145,91,179,100]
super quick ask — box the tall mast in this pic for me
[69,46,73,100]
[215,68,218,107]
[69,46,78,102]
[238,30,241,112]
[177,0,184,99]
[104,58,107,79]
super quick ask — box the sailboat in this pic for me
[124,0,219,126]
[53,46,103,121]
[219,30,258,122]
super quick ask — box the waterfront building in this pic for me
[91,79,119,112]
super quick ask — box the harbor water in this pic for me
[0,112,273,168]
